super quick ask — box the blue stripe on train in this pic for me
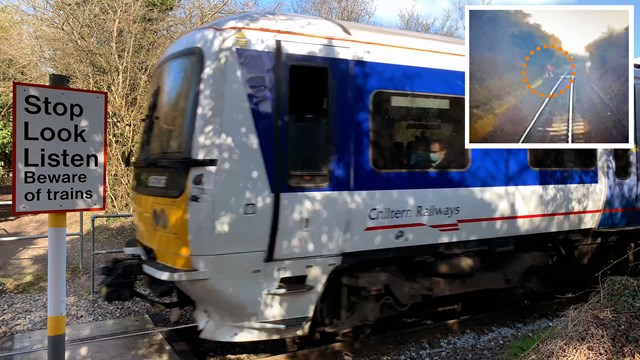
[235,48,598,194]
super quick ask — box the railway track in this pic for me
[254,293,591,360]
[0,289,592,359]
[519,70,580,144]
[0,322,198,358]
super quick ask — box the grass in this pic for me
[504,329,550,359]
[519,276,640,360]
[0,266,91,295]
[0,272,47,294]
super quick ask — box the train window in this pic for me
[145,52,202,157]
[370,91,468,171]
[528,149,597,169]
[613,149,631,179]
[286,64,331,187]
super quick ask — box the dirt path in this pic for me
[0,185,133,282]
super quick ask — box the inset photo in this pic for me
[465,5,633,149]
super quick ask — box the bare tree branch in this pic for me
[289,0,377,23]
[396,0,493,38]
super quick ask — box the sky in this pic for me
[522,9,629,55]
[370,0,638,57]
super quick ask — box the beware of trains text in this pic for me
[12,82,107,214]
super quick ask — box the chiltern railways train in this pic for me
[98,11,640,342]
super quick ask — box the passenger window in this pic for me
[286,64,331,187]
[528,149,597,169]
[613,149,631,179]
[370,91,468,171]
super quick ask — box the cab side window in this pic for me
[613,149,631,179]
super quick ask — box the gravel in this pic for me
[1,272,562,360]
[345,316,560,360]
[1,246,561,360]
[0,269,180,338]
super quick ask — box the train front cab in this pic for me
[98,22,346,342]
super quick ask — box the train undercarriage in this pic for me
[96,229,640,341]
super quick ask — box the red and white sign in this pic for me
[12,82,107,215]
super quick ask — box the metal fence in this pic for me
[0,201,134,287]
[90,213,133,293]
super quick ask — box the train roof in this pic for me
[199,11,465,55]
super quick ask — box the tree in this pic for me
[3,0,266,212]
[396,0,493,38]
[289,0,377,23]
[0,3,44,179]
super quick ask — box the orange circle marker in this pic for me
[520,44,575,98]
[566,85,570,89]
[570,79,574,83]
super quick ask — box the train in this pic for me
[98,11,640,342]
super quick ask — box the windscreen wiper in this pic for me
[141,87,160,167]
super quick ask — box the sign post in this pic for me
[12,76,107,359]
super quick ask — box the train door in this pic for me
[266,40,353,261]
[597,81,639,228]
[632,77,640,224]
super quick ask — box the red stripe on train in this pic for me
[364,208,640,232]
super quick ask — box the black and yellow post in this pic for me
[47,74,70,359]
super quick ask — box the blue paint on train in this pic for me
[235,48,598,194]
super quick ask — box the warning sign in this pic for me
[12,82,107,215]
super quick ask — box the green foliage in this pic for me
[505,329,550,359]
[585,26,629,115]
[468,9,567,140]
[145,0,178,13]
[0,92,11,174]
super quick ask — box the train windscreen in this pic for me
[138,51,202,162]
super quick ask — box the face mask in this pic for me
[430,152,442,163]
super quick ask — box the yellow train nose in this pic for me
[132,185,192,269]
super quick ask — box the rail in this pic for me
[0,323,197,357]
[0,200,85,267]
[90,213,133,293]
